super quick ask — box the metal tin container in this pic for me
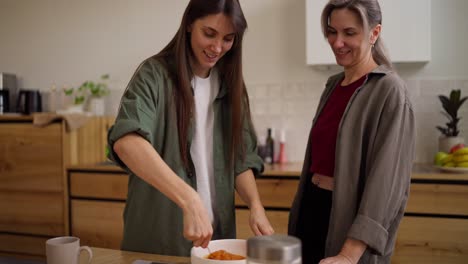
[247,235,301,264]
[0,73,17,113]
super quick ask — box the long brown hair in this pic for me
[321,0,393,69]
[156,0,251,170]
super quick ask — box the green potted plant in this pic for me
[436,89,467,153]
[63,74,110,115]
[63,85,89,113]
[83,74,110,98]
[82,74,110,116]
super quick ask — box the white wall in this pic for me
[1,0,467,163]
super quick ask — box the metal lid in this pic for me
[247,235,301,262]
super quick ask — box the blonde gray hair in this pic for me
[321,0,392,69]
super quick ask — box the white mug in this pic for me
[46,236,93,264]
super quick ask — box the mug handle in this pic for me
[79,246,93,264]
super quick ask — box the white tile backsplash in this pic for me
[419,79,456,96]
[413,95,441,113]
[249,79,468,164]
[248,84,268,99]
[251,99,267,116]
[405,79,421,100]
[267,100,284,116]
[267,83,282,98]
[282,82,306,99]
[454,80,468,91]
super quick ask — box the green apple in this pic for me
[434,151,448,166]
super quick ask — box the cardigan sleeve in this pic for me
[347,84,416,255]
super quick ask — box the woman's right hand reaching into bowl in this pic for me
[182,193,213,248]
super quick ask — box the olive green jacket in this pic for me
[289,65,415,264]
[107,55,263,256]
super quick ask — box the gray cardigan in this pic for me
[289,65,415,264]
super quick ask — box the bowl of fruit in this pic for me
[434,143,468,172]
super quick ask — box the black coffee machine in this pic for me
[16,89,42,115]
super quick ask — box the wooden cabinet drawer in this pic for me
[235,179,298,208]
[71,200,289,249]
[0,233,48,258]
[71,200,124,249]
[0,123,62,192]
[0,191,64,236]
[406,184,468,215]
[393,216,468,264]
[235,209,289,239]
[70,172,128,200]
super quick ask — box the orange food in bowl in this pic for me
[206,250,246,260]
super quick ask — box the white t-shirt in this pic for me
[190,69,219,224]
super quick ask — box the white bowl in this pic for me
[191,239,247,264]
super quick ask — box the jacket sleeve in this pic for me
[347,85,416,255]
[107,60,161,169]
[234,111,264,177]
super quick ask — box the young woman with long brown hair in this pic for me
[108,0,273,256]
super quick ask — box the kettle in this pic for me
[16,89,42,115]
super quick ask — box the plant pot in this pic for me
[65,104,85,113]
[438,136,465,153]
[88,97,105,116]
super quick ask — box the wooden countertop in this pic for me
[0,113,34,121]
[79,247,189,264]
[411,163,468,180]
[68,162,468,181]
[67,162,304,177]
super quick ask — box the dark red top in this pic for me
[310,75,367,177]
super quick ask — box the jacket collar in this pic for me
[333,64,393,82]
[369,64,393,76]
[216,79,228,99]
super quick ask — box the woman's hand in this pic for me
[320,238,366,264]
[249,204,274,236]
[181,193,213,248]
[319,254,354,264]
[234,169,274,236]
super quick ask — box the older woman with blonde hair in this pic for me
[289,0,415,263]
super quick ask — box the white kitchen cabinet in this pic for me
[306,0,431,65]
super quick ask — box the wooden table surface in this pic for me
[79,247,190,264]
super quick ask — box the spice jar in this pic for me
[247,235,301,264]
